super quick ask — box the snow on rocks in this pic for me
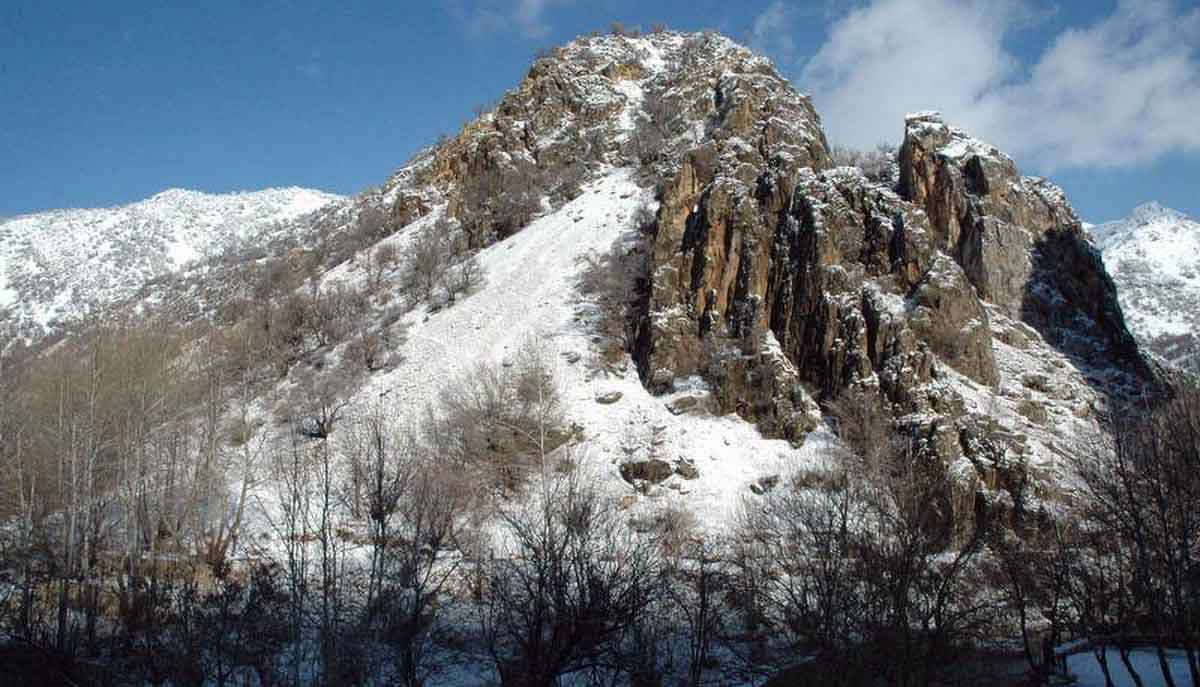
[351,168,832,531]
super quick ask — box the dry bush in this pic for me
[405,222,451,301]
[427,341,565,492]
[304,282,367,347]
[367,243,399,292]
[824,386,897,470]
[278,365,354,438]
[445,253,483,304]
[653,502,699,557]
[577,230,649,353]
[344,329,385,373]
[830,143,898,185]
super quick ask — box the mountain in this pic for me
[1089,202,1200,368]
[0,29,1176,685]
[0,186,342,338]
[6,31,1158,543]
[202,31,1148,541]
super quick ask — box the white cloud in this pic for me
[447,0,571,39]
[799,0,1200,170]
[751,1,798,65]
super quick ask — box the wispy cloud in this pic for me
[750,1,798,66]
[446,0,571,40]
[798,0,1200,170]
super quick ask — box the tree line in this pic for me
[0,318,1197,686]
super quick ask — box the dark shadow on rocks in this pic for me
[1020,227,1159,405]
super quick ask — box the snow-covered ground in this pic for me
[350,168,832,531]
[1066,648,1194,687]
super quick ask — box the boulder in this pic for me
[620,459,674,487]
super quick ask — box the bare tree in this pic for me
[667,537,724,687]
[1067,389,1200,687]
[375,448,467,687]
[445,253,483,304]
[406,222,451,302]
[478,461,659,687]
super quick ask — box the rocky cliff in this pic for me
[635,103,1155,542]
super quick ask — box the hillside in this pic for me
[1090,202,1200,368]
[0,29,1182,687]
[228,31,1153,538]
[0,186,342,338]
[5,31,1158,538]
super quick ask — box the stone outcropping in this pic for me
[635,109,1155,542]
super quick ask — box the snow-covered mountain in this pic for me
[5,31,1159,544]
[0,186,342,337]
[1090,203,1200,368]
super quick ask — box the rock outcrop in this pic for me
[102,31,1151,546]
[636,107,1155,542]
[900,113,1145,376]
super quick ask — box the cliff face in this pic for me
[900,113,1144,376]
[636,108,1155,542]
[295,33,1154,545]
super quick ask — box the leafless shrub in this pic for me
[344,329,385,372]
[279,365,354,439]
[429,340,565,492]
[367,243,399,292]
[831,143,898,185]
[478,463,660,687]
[353,205,391,246]
[653,501,699,557]
[305,282,367,347]
[577,229,649,355]
[405,222,451,301]
[445,253,484,304]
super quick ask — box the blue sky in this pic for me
[1,0,1197,222]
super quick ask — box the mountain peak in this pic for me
[1090,200,1200,367]
[0,185,344,334]
[1129,201,1189,225]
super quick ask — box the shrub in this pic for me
[830,143,898,185]
[404,222,451,302]
[428,340,565,492]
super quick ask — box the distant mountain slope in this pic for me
[0,186,342,337]
[1090,203,1200,367]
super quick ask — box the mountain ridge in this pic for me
[1089,202,1200,368]
[0,185,343,338]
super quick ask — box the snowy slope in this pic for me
[0,186,342,336]
[1090,203,1200,366]
[351,169,833,531]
